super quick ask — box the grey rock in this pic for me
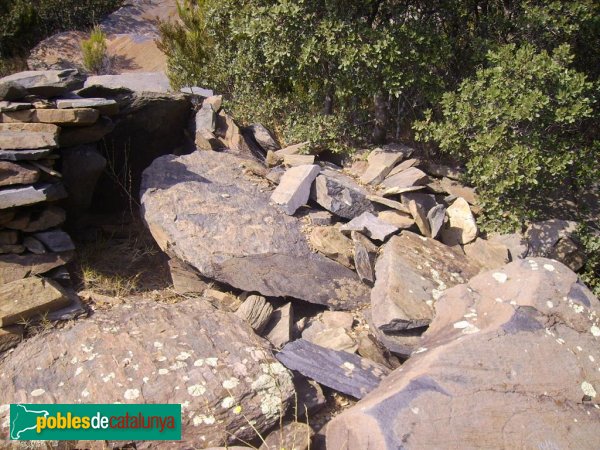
[357,334,395,369]
[489,233,528,259]
[0,81,28,101]
[440,197,478,245]
[0,230,18,245]
[259,421,314,450]
[292,374,326,417]
[141,151,369,309]
[326,258,600,450]
[366,195,410,214]
[307,210,333,226]
[56,97,119,115]
[60,144,106,213]
[381,167,428,190]
[311,168,373,219]
[248,123,280,152]
[0,148,53,161]
[235,295,273,334]
[271,164,320,215]
[0,245,25,255]
[0,251,72,284]
[58,116,115,147]
[33,230,75,252]
[0,183,67,209]
[0,70,85,97]
[0,101,33,112]
[463,238,510,271]
[283,154,315,166]
[352,231,377,284]
[0,299,295,448]
[359,150,404,185]
[0,123,59,150]
[423,162,464,180]
[276,339,390,399]
[23,237,46,255]
[81,72,170,94]
[195,102,216,135]
[181,86,214,97]
[308,327,358,353]
[8,205,66,232]
[0,161,39,187]
[168,258,209,294]
[440,177,478,205]
[371,231,481,356]
[309,226,354,268]
[526,219,577,257]
[264,303,293,349]
[386,158,419,178]
[427,204,446,239]
[340,212,399,242]
[0,325,23,353]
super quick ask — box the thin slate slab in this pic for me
[0,70,85,97]
[0,123,59,150]
[0,183,67,209]
[271,164,320,215]
[359,150,404,185]
[311,168,373,219]
[0,148,53,161]
[34,230,75,252]
[340,212,399,242]
[276,339,390,399]
[0,252,72,284]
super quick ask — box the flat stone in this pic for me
[1,108,99,126]
[0,161,39,187]
[0,277,70,326]
[308,327,358,353]
[440,177,478,204]
[58,116,114,147]
[407,197,432,237]
[356,333,395,369]
[463,238,510,270]
[181,86,214,97]
[0,325,23,352]
[276,339,390,399]
[7,205,66,232]
[23,236,46,254]
[55,97,119,115]
[489,232,528,259]
[381,167,428,190]
[0,230,18,245]
[0,101,33,112]
[377,210,414,229]
[0,148,53,161]
[526,219,577,257]
[168,258,209,294]
[292,374,326,417]
[0,70,85,97]
[0,299,295,447]
[81,72,170,94]
[381,184,426,196]
[386,158,419,177]
[260,421,313,450]
[204,289,242,313]
[203,95,222,111]
[0,183,67,209]
[248,124,279,152]
[351,231,377,285]
[284,154,315,166]
[215,110,259,157]
[309,226,355,268]
[195,102,216,137]
[307,210,333,226]
[0,82,28,101]
[264,303,293,349]
[340,212,399,242]
[0,245,24,255]
[441,197,478,245]
[359,150,404,185]
[0,252,72,284]
[303,311,355,339]
[0,123,59,149]
[33,230,75,252]
[274,142,308,157]
[271,164,321,215]
[367,195,410,213]
[141,151,369,309]
[326,258,600,450]
[311,168,373,219]
[423,162,464,180]
[427,204,446,239]
[371,231,481,356]
[235,295,273,333]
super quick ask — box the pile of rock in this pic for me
[0,69,119,350]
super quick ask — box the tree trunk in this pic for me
[372,91,388,144]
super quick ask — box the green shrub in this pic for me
[81,26,107,74]
[414,44,598,232]
[577,225,600,297]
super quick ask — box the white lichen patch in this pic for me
[251,362,293,419]
[81,389,90,398]
[193,359,204,367]
[546,301,554,308]
[74,367,83,377]
[158,369,169,375]
[70,357,78,365]
[30,389,45,397]
[589,355,595,362]
[413,347,428,354]
[156,356,167,362]
[124,389,140,400]
[543,264,555,272]
[581,381,597,398]
[342,362,355,371]
[495,298,503,303]
[81,344,94,353]
[222,377,240,390]
[169,361,187,371]
[205,357,219,367]
[176,351,192,361]
[453,321,470,329]
[187,384,206,397]
[153,341,163,349]
[221,396,235,409]
[102,372,115,383]
[591,325,600,337]
[492,272,508,283]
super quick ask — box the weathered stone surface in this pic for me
[168,258,209,294]
[367,195,410,214]
[359,150,403,185]
[260,421,314,450]
[204,95,223,111]
[0,299,296,447]
[235,295,273,334]
[0,277,70,326]
[307,210,333,226]
[23,236,46,254]
[81,72,170,94]
[440,197,478,245]
[204,289,242,313]
[0,230,18,245]
[264,303,293,349]
[308,327,358,353]
[427,204,446,239]
[0,244,24,254]
[274,142,308,157]
[340,212,398,242]
[463,237,510,270]
[0,82,27,101]
[33,230,75,252]
[377,210,414,229]
[525,220,584,270]
[0,123,59,149]
[0,183,67,209]
[386,158,419,178]
[276,339,389,399]
[423,162,464,180]
[381,167,428,190]
[0,325,23,352]
[327,258,600,450]
[371,231,481,356]
[440,177,478,204]
[0,70,85,97]
[58,116,115,147]
[0,251,72,284]
[0,161,39,187]
[311,169,373,219]
[310,226,354,269]
[293,374,326,417]
[248,123,280,152]
[0,148,52,161]
[407,196,431,237]
[142,152,368,310]
[351,231,377,285]
[60,144,107,213]
[489,232,529,259]
[215,110,260,157]
[56,97,119,115]
[0,101,32,112]
[1,108,99,126]
[283,154,315,166]
[7,205,66,232]
[194,102,216,148]
[357,333,395,369]
[271,164,320,215]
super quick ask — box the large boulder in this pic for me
[0,70,85,97]
[0,299,295,447]
[327,258,600,449]
[141,151,370,310]
[371,231,481,355]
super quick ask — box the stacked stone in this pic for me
[0,69,117,350]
